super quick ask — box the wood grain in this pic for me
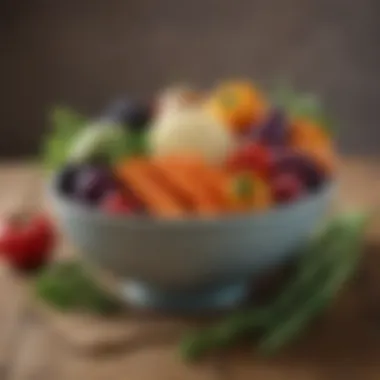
[0,159,378,380]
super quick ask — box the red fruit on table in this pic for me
[0,214,55,271]
[101,192,134,214]
[271,172,305,204]
[226,143,274,178]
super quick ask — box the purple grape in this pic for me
[272,150,326,191]
[257,109,288,146]
[101,99,152,131]
[73,165,117,204]
[56,164,118,204]
[56,164,81,196]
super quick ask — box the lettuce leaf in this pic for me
[42,106,87,171]
[42,106,148,171]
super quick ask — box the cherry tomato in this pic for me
[226,143,275,179]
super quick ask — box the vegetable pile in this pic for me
[43,81,336,218]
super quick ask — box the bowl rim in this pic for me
[48,177,335,228]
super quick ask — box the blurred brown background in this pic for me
[0,0,379,157]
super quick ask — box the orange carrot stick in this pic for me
[151,160,220,215]
[155,157,233,213]
[115,160,186,218]
[191,165,233,211]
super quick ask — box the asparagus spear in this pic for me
[259,212,368,354]
[263,220,344,323]
[263,217,355,327]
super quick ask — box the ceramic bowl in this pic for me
[50,181,334,311]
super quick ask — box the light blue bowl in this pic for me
[50,182,334,311]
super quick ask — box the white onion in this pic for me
[148,106,237,165]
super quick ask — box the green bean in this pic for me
[259,212,368,354]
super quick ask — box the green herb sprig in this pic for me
[41,107,87,171]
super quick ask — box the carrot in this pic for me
[115,159,187,218]
[191,165,233,211]
[155,157,233,212]
[151,159,221,215]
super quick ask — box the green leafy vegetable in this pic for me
[42,107,88,171]
[42,106,148,171]
[35,260,123,315]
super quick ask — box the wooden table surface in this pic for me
[0,159,379,380]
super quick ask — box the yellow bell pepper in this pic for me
[227,172,272,212]
[207,81,268,134]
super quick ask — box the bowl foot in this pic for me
[120,280,249,312]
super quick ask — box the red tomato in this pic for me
[0,214,55,271]
[24,216,55,256]
[0,222,28,257]
[226,143,274,179]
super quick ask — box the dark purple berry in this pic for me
[257,109,288,146]
[273,150,326,191]
[272,172,305,203]
[74,166,116,204]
